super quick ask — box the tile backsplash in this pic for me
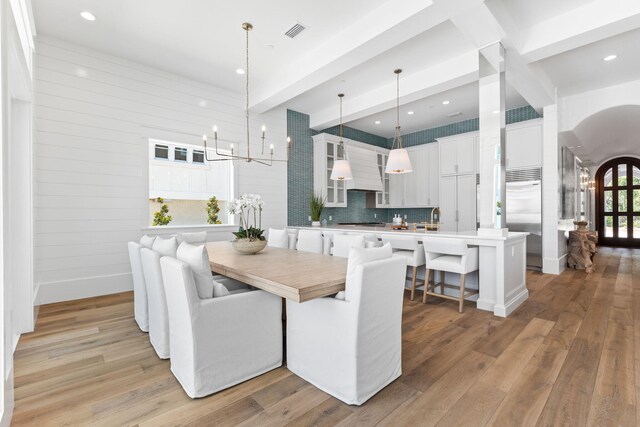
[287,106,540,227]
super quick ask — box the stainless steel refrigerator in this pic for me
[476,168,543,269]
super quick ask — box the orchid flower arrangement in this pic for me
[229,194,266,241]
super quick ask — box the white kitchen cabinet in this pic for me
[375,152,391,207]
[399,144,439,208]
[389,174,404,208]
[505,119,542,170]
[439,174,477,232]
[312,134,347,207]
[439,133,478,176]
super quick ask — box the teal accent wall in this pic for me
[287,105,541,227]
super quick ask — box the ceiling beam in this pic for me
[250,0,446,113]
[519,0,640,63]
[433,0,555,110]
[310,51,478,129]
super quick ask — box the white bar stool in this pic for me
[422,237,479,312]
[332,233,365,258]
[381,235,426,300]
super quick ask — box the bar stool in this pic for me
[381,235,426,300]
[422,237,479,313]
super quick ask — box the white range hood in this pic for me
[344,142,384,192]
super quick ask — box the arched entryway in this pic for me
[595,157,640,247]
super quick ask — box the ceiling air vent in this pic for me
[285,22,307,38]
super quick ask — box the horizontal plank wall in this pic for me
[33,37,287,304]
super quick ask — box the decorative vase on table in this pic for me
[228,194,267,254]
[311,221,321,227]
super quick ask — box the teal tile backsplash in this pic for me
[287,106,541,227]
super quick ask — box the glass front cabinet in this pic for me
[313,133,347,207]
[376,153,391,207]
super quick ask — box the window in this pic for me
[193,150,205,164]
[148,139,234,227]
[155,144,168,159]
[175,147,188,162]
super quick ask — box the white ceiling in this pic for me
[571,105,640,166]
[539,28,640,96]
[31,0,640,151]
[284,21,474,115]
[345,82,527,137]
[31,0,390,92]
[498,0,600,28]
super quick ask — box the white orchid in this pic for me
[228,193,265,237]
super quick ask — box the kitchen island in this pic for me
[293,225,529,317]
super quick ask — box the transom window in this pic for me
[174,147,188,162]
[154,144,168,159]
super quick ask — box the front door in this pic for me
[596,157,640,247]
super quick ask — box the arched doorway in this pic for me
[595,157,640,247]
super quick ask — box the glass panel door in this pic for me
[598,158,640,246]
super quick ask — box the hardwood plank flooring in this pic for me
[11,247,640,426]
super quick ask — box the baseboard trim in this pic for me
[543,254,567,275]
[36,273,133,305]
[494,288,529,318]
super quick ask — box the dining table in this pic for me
[206,241,348,302]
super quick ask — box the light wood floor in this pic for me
[11,247,640,426]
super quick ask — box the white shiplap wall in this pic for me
[33,37,287,304]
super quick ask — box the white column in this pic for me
[541,103,566,274]
[477,42,507,237]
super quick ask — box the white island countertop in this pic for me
[292,225,529,318]
[292,225,528,242]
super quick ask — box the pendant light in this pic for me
[385,69,412,174]
[330,93,353,181]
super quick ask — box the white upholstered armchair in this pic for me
[159,256,283,398]
[286,255,407,405]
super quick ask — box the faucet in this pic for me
[430,207,440,230]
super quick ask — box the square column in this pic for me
[478,42,507,237]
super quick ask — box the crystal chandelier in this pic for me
[202,22,291,165]
[330,93,353,181]
[385,69,412,174]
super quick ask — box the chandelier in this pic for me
[202,22,291,165]
[330,93,353,181]
[385,69,412,174]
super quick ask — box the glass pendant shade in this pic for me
[385,148,412,174]
[330,159,353,180]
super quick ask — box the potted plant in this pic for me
[310,192,326,227]
[229,194,267,254]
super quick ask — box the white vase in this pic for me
[231,238,267,254]
[311,221,321,227]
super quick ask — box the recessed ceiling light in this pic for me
[80,11,96,21]
[442,100,450,105]
[603,54,618,62]
[492,110,500,114]
[236,68,245,75]
[374,120,381,125]
[407,111,414,115]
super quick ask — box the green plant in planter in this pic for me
[206,196,222,224]
[229,194,265,241]
[310,192,326,222]
[153,197,172,226]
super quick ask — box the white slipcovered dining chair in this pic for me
[287,229,299,250]
[422,237,479,312]
[160,256,283,398]
[140,248,171,359]
[286,245,406,405]
[296,229,324,254]
[381,235,426,301]
[331,233,365,258]
[128,241,150,332]
[267,228,289,249]
[175,231,207,245]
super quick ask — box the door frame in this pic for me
[595,156,640,247]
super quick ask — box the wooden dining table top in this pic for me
[206,241,348,303]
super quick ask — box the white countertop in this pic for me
[292,225,528,241]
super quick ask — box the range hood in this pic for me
[343,142,384,192]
